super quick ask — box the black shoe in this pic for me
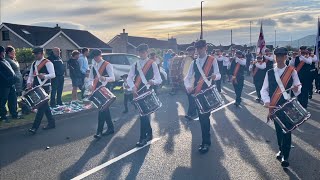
[136,139,147,147]
[122,110,128,114]
[12,115,24,119]
[276,151,283,161]
[308,95,312,99]
[94,133,102,139]
[234,102,240,107]
[281,158,290,168]
[28,128,37,135]
[146,133,153,141]
[198,144,210,154]
[42,125,55,130]
[102,129,114,136]
[185,115,194,120]
[255,98,261,103]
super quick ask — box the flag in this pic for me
[315,17,320,61]
[256,22,266,55]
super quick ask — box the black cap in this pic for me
[257,56,263,60]
[235,50,243,56]
[91,49,102,57]
[307,48,313,53]
[186,46,195,52]
[299,46,307,51]
[0,46,4,53]
[274,47,288,56]
[136,43,149,52]
[32,47,44,54]
[265,48,271,53]
[120,74,128,78]
[195,40,207,48]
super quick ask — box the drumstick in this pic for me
[189,74,216,92]
[277,84,302,94]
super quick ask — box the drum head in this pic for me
[183,56,195,84]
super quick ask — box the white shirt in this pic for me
[89,60,115,85]
[223,56,230,66]
[235,57,247,66]
[216,55,224,62]
[127,58,162,89]
[264,55,274,62]
[289,56,312,66]
[184,55,221,89]
[311,55,319,63]
[27,57,56,84]
[249,62,266,71]
[260,66,301,104]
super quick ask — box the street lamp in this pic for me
[200,1,204,40]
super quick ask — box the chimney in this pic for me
[55,24,61,30]
[120,29,128,53]
[123,29,125,33]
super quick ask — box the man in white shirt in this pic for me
[307,48,319,99]
[127,43,162,147]
[249,55,267,102]
[216,49,224,92]
[230,51,246,106]
[222,52,230,83]
[88,49,116,139]
[260,47,301,168]
[27,48,56,134]
[184,40,221,154]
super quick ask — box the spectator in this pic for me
[5,46,23,119]
[163,49,173,77]
[48,47,64,107]
[0,46,16,122]
[67,50,82,101]
[78,48,90,98]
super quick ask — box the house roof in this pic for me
[109,35,170,49]
[2,22,111,49]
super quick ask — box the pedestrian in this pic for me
[222,52,230,83]
[184,40,221,154]
[127,43,162,147]
[249,55,267,103]
[163,49,173,84]
[48,47,64,107]
[27,48,56,134]
[121,74,134,114]
[78,48,90,99]
[89,49,115,139]
[216,49,223,92]
[230,50,246,107]
[0,46,17,122]
[67,50,82,102]
[308,48,318,99]
[261,47,301,168]
[5,46,23,119]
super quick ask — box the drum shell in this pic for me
[169,56,194,86]
[192,85,224,114]
[133,90,162,116]
[89,86,116,111]
[21,86,49,109]
[270,98,311,133]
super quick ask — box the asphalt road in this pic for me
[0,77,319,180]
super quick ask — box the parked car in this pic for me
[101,53,167,89]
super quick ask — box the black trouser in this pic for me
[233,76,244,104]
[274,120,291,160]
[315,70,320,91]
[187,93,197,117]
[50,76,64,106]
[198,111,211,145]
[140,115,152,140]
[309,70,317,96]
[124,93,133,111]
[80,74,85,99]
[0,87,10,119]
[7,86,18,117]
[298,81,309,109]
[97,108,114,134]
[254,79,263,99]
[222,66,228,82]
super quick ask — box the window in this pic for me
[2,31,10,41]
[126,55,139,65]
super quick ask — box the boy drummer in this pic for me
[127,44,162,147]
[89,49,115,139]
[184,40,221,154]
[260,47,301,168]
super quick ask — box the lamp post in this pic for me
[200,1,204,39]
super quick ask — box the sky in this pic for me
[1,0,319,45]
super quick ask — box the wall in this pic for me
[0,26,32,48]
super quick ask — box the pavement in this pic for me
[0,77,319,180]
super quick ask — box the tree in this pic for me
[15,48,34,70]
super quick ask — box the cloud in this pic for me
[259,19,277,26]
[297,14,314,22]
[278,17,295,24]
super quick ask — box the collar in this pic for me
[275,65,287,71]
[36,57,46,62]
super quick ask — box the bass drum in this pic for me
[169,56,194,87]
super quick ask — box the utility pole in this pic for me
[200,1,204,39]
[250,21,252,47]
[275,30,277,48]
[231,29,233,45]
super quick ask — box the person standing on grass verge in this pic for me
[78,48,90,99]
[67,50,82,102]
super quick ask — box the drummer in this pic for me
[27,48,56,134]
[127,43,162,147]
[260,47,301,168]
[89,49,115,139]
[184,39,221,154]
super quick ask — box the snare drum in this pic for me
[270,98,311,133]
[89,86,116,111]
[133,89,162,116]
[193,85,224,114]
[21,86,49,109]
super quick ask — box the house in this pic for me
[108,29,178,54]
[0,22,112,61]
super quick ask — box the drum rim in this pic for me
[133,89,155,101]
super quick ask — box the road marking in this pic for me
[191,91,257,120]
[71,138,161,180]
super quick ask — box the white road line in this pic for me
[190,91,257,120]
[71,138,161,180]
